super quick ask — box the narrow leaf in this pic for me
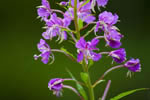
[81,0,90,7]
[110,88,149,100]
[78,19,83,30]
[80,72,88,85]
[76,84,88,100]
[98,98,102,100]
[88,59,94,69]
[61,28,73,33]
[67,69,88,100]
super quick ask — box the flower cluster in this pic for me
[34,0,142,99]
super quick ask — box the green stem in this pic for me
[74,0,93,99]
[87,72,95,100]
[74,0,80,40]
[82,60,95,100]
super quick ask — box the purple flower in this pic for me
[99,11,118,26]
[97,0,109,7]
[91,0,108,7]
[48,78,64,97]
[64,1,95,23]
[37,0,51,21]
[34,39,51,64]
[124,58,141,72]
[42,13,69,41]
[104,29,123,48]
[70,0,80,8]
[76,37,101,64]
[95,11,118,32]
[60,1,68,6]
[94,11,123,48]
[109,48,126,63]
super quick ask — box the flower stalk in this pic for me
[51,49,77,62]
[101,80,111,100]
[74,0,80,39]
[35,0,142,99]
[63,85,84,100]
[93,65,124,88]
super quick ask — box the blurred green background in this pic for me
[0,0,150,100]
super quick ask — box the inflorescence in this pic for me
[34,0,141,99]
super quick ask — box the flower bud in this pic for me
[124,58,141,72]
[48,78,64,97]
[109,48,126,63]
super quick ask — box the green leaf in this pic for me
[81,0,90,7]
[78,19,83,30]
[76,83,88,100]
[88,59,94,69]
[98,98,102,100]
[61,28,73,33]
[60,47,76,60]
[80,72,88,85]
[67,69,88,100]
[110,88,149,100]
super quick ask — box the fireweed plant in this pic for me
[34,0,148,100]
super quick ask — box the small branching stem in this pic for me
[101,80,111,100]
[51,49,77,62]
[93,65,124,88]
[63,85,84,100]
[99,52,110,55]
[95,36,104,39]
[80,22,97,31]
[51,9,73,20]
[83,26,95,38]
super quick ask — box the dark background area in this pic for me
[0,0,150,100]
